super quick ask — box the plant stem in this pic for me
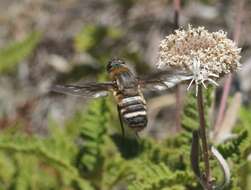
[173,0,180,29]
[175,85,181,131]
[197,85,212,190]
[213,0,244,135]
[173,0,182,131]
[213,74,232,137]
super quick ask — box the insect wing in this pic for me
[138,70,192,91]
[51,82,114,98]
[138,79,170,91]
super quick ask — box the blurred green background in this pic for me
[0,0,251,189]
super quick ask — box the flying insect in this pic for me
[51,58,190,134]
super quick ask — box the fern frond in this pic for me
[0,152,15,189]
[0,127,77,176]
[217,130,248,161]
[102,153,130,190]
[75,99,110,177]
[212,106,251,190]
[109,137,197,190]
[181,88,213,132]
[0,121,95,190]
[127,161,193,190]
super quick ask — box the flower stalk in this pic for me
[213,0,244,135]
[173,0,180,29]
[197,85,212,190]
[173,0,182,131]
[157,26,241,189]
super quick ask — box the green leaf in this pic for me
[0,32,42,74]
[75,99,110,177]
[74,24,123,52]
[74,25,106,52]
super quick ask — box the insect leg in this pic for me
[117,105,125,137]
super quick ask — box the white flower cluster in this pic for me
[157,26,241,94]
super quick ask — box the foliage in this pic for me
[0,90,192,190]
[0,118,93,190]
[76,99,109,178]
[181,89,251,190]
[1,79,251,190]
[0,32,41,74]
[181,87,213,132]
[216,106,251,190]
[74,24,122,53]
[0,10,250,190]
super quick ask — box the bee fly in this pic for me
[51,58,190,134]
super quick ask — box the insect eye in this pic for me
[106,61,113,72]
[107,58,126,71]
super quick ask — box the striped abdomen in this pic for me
[118,95,147,132]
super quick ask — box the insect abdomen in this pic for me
[119,96,147,131]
